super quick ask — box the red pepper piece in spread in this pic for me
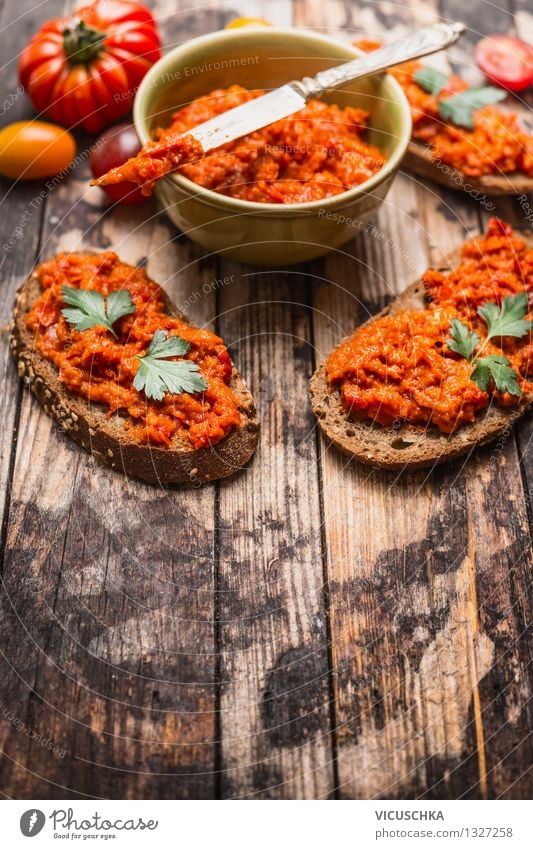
[93,84,386,202]
[26,252,241,449]
[327,219,533,434]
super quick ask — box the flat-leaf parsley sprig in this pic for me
[414,67,506,130]
[448,292,533,396]
[133,329,208,401]
[61,285,135,337]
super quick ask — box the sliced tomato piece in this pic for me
[475,34,533,92]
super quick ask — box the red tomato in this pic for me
[91,123,145,204]
[19,0,161,134]
[475,34,533,92]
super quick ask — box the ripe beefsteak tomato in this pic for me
[19,0,161,134]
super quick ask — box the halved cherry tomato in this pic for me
[475,34,533,92]
[91,123,146,204]
[0,121,76,180]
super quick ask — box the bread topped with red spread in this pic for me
[11,251,259,484]
[354,41,533,195]
[310,219,533,470]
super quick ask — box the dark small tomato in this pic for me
[475,34,533,92]
[91,124,146,204]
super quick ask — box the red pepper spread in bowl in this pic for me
[94,85,386,201]
[327,219,533,433]
[170,85,386,203]
[26,252,241,448]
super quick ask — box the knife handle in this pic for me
[293,22,465,98]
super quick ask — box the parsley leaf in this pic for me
[61,285,135,337]
[438,86,507,130]
[471,355,522,396]
[448,318,480,360]
[414,66,449,96]
[106,290,136,328]
[133,329,208,402]
[478,293,533,339]
[447,293,531,397]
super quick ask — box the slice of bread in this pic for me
[11,253,259,485]
[405,141,533,197]
[310,236,533,471]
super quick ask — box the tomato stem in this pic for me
[63,20,107,65]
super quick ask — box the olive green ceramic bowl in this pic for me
[134,27,411,266]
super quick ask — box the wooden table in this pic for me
[0,0,532,800]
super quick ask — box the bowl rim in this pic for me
[133,26,412,215]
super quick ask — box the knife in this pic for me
[188,22,465,154]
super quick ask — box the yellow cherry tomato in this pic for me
[0,121,76,180]
[225,17,272,28]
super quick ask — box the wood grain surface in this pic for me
[0,0,531,800]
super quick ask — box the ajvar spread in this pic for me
[93,133,204,197]
[94,84,386,202]
[26,252,241,448]
[355,40,533,178]
[327,219,533,433]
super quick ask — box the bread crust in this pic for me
[11,254,259,485]
[310,235,533,471]
[405,141,533,196]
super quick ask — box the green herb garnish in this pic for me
[133,329,208,401]
[414,66,448,96]
[415,67,507,130]
[448,293,532,396]
[448,318,481,360]
[438,86,507,130]
[471,355,521,396]
[61,286,135,337]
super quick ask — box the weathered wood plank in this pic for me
[215,261,335,799]
[213,0,335,800]
[0,0,223,798]
[438,0,514,43]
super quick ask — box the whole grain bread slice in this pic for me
[405,141,533,196]
[310,235,533,471]
[11,253,259,485]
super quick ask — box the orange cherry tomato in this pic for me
[0,121,76,180]
[225,17,272,29]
